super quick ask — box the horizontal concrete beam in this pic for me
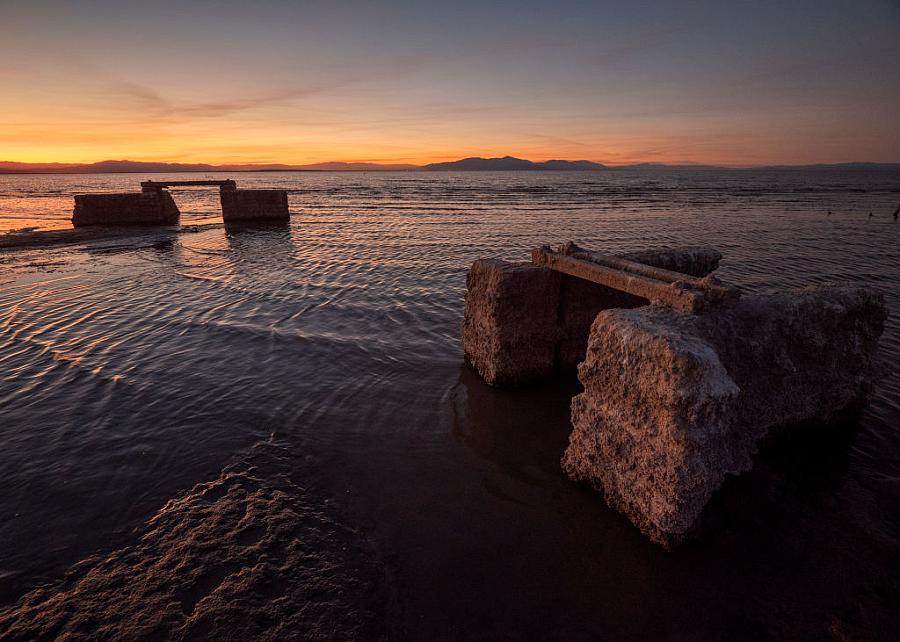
[559,242,740,303]
[532,245,705,312]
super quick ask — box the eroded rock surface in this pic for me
[462,246,722,384]
[72,191,181,227]
[0,442,388,641]
[563,285,887,548]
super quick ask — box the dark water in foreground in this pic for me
[0,170,899,640]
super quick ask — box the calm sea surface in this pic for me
[0,170,899,639]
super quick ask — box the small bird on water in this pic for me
[893,203,899,221]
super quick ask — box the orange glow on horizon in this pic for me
[2,2,898,168]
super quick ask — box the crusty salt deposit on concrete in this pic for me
[563,285,887,548]
[72,191,180,227]
[462,245,722,384]
[462,259,560,386]
[220,189,290,222]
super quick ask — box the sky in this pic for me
[1,0,899,166]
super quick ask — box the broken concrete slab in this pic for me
[462,245,722,384]
[72,191,180,227]
[220,189,289,223]
[562,285,887,548]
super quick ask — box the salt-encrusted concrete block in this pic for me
[72,191,180,227]
[462,259,560,386]
[220,189,289,222]
[563,285,887,548]
[555,246,722,371]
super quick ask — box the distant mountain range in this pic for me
[423,156,606,171]
[0,159,420,174]
[1,157,898,174]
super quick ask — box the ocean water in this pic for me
[0,170,898,639]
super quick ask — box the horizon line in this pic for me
[2,156,899,174]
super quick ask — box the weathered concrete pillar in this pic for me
[72,191,180,227]
[562,285,887,548]
[462,245,723,385]
[461,259,560,386]
[220,189,289,222]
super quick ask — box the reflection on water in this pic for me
[0,170,899,638]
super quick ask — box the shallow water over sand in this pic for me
[1,170,899,639]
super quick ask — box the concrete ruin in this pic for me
[72,191,180,227]
[563,285,886,548]
[220,188,290,223]
[553,244,723,371]
[462,243,722,386]
[462,259,562,387]
[462,242,887,548]
[71,179,289,227]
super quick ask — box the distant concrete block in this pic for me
[72,191,180,227]
[220,189,289,222]
[563,285,887,548]
[462,259,560,386]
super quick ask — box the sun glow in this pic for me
[2,1,898,167]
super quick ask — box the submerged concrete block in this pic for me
[562,285,887,548]
[462,245,723,384]
[461,259,560,386]
[72,191,180,227]
[220,189,289,222]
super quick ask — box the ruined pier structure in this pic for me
[72,180,289,227]
[463,243,887,548]
[463,242,724,386]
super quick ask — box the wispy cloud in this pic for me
[588,26,686,66]
[27,54,436,125]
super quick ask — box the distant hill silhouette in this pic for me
[0,160,418,174]
[0,160,219,174]
[423,156,606,171]
[756,162,900,171]
[1,158,898,174]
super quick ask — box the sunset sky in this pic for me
[2,0,899,166]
